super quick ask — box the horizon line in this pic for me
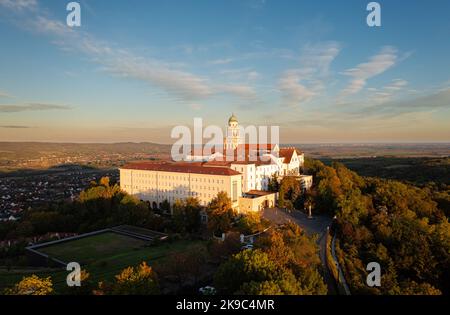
[0,140,449,145]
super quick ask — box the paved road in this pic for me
[262,208,337,294]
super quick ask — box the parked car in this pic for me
[199,286,216,295]
[241,244,254,250]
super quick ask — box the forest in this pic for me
[304,158,449,294]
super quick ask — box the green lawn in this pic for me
[38,232,148,264]
[1,236,205,293]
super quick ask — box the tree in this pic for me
[303,158,325,177]
[235,212,267,235]
[156,245,208,291]
[400,281,442,295]
[238,271,302,295]
[238,280,283,295]
[267,174,279,192]
[207,192,235,234]
[99,262,159,295]
[255,224,327,294]
[4,275,53,295]
[207,231,242,262]
[315,166,342,214]
[214,249,282,294]
[214,249,312,295]
[99,176,110,187]
[79,177,121,202]
[337,189,369,226]
[295,267,328,295]
[160,199,171,214]
[278,177,302,210]
[255,229,294,267]
[172,197,202,233]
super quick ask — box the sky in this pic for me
[0,0,449,143]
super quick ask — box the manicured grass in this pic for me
[1,238,205,292]
[38,232,147,264]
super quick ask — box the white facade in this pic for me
[119,165,242,212]
[230,163,255,192]
[299,175,313,191]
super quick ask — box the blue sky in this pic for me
[0,0,449,143]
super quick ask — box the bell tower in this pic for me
[225,113,241,150]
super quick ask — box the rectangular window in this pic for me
[232,181,238,203]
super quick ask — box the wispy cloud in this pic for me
[208,58,234,65]
[278,70,316,106]
[0,103,72,113]
[98,50,213,100]
[0,0,36,11]
[1,1,265,103]
[348,87,450,119]
[218,84,257,100]
[278,41,341,106]
[340,46,398,97]
[0,125,33,129]
[385,79,408,91]
[219,68,261,81]
[370,79,408,103]
[299,41,341,77]
[0,91,12,98]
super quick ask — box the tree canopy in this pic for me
[307,159,449,295]
[4,275,53,295]
[207,192,235,235]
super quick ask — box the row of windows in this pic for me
[137,192,219,201]
[123,185,224,196]
[128,172,226,184]
[163,197,210,206]
[127,182,223,191]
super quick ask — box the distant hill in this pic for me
[287,143,450,158]
[321,157,450,186]
[0,142,170,157]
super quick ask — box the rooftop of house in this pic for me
[246,190,276,196]
[121,161,242,176]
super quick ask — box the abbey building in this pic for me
[119,114,311,213]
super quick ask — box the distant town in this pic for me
[0,165,118,221]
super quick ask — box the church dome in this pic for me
[228,113,238,124]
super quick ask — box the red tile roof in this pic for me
[235,144,278,151]
[121,161,241,176]
[279,148,296,163]
[202,160,232,167]
[245,190,276,196]
[204,156,273,166]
